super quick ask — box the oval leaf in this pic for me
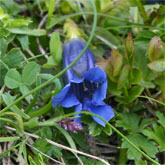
[22,62,40,85]
[147,60,165,72]
[5,68,23,89]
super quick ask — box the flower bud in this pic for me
[63,39,95,84]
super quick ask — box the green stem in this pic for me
[39,111,160,165]
[47,12,163,30]
[139,96,165,106]
[0,0,97,115]
[23,53,50,64]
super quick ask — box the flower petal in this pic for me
[84,101,114,127]
[92,80,107,102]
[83,66,106,83]
[61,92,80,108]
[52,84,71,107]
[74,103,82,125]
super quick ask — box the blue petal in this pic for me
[61,92,80,108]
[83,66,106,83]
[52,84,71,107]
[84,101,114,127]
[92,80,107,102]
[74,103,82,125]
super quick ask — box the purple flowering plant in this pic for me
[52,39,114,127]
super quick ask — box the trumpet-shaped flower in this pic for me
[52,39,114,127]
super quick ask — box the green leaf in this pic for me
[43,56,57,68]
[139,79,155,88]
[22,62,40,85]
[103,125,112,136]
[2,92,29,119]
[133,41,151,79]
[135,160,147,165]
[49,32,62,64]
[54,122,77,150]
[129,69,142,84]
[19,85,31,102]
[5,68,23,89]
[0,136,19,142]
[1,111,24,134]
[116,113,152,133]
[125,33,134,61]
[155,76,165,86]
[156,112,165,128]
[24,117,39,128]
[127,85,144,103]
[142,123,165,152]
[17,35,29,50]
[0,38,7,57]
[46,0,56,28]
[89,122,103,136]
[147,59,165,72]
[122,134,158,160]
[108,78,122,96]
[7,27,46,36]
[51,146,62,158]
[7,19,32,27]
[111,49,123,77]
[117,64,130,89]
[41,127,52,139]
[147,36,165,61]
[116,113,140,133]
[0,48,23,83]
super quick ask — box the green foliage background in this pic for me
[0,0,165,164]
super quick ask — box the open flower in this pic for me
[52,39,114,127]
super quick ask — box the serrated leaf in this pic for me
[122,134,158,160]
[22,62,40,85]
[156,112,165,128]
[142,123,165,152]
[41,127,52,139]
[116,113,152,133]
[116,113,140,133]
[5,68,23,89]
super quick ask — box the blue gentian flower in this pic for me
[52,39,114,127]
